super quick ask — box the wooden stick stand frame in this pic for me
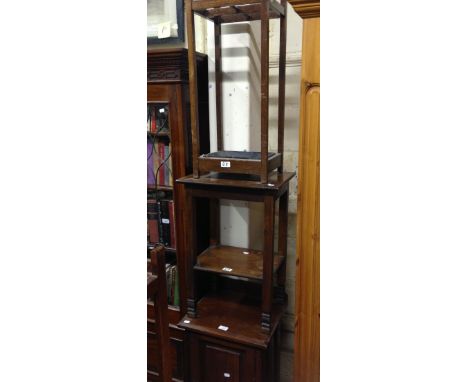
[186,0,288,184]
[178,172,294,331]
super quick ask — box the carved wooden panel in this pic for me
[147,48,206,83]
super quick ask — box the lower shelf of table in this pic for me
[178,292,284,349]
[194,245,284,281]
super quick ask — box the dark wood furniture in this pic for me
[178,172,294,331]
[185,0,288,183]
[179,292,284,382]
[147,245,172,382]
[176,2,293,380]
[147,48,210,382]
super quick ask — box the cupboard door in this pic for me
[192,334,262,382]
[203,344,241,382]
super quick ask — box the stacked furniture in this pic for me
[177,1,294,380]
[147,48,211,381]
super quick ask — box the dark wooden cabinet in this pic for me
[191,335,261,382]
[147,48,210,382]
[186,327,282,382]
[179,292,284,382]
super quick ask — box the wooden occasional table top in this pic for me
[177,171,295,191]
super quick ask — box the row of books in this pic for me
[165,263,179,307]
[147,104,169,134]
[147,199,176,249]
[147,138,173,187]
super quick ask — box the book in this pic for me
[147,139,155,185]
[158,142,166,186]
[160,200,171,247]
[151,106,157,133]
[173,266,179,307]
[147,199,159,243]
[168,200,176,249]
[147,105,151,132]
[165,143,170,186]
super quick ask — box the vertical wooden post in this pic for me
[209,199,220,246]
[277,0,287,173]
[186,0,200,178]
[214,19,224,151]
[184,187,198,317]
[262,194,275,331]
[260,0,270,183]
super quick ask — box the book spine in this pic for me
[157,200,164,246]
[147,105,150,132]
[163,200,171,247]
[168,200,176,249]
[165,143,170,186]
[170,266,175,305]
[173,267,179,307]
[147,140,154,185]
[151,106,156,133]
[161,200,170,247]
[169,142,173,186]
[147,200,159,243]
[158,142,165,186]
[166,265,172,304]
[153,140,159,185]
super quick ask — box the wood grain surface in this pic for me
[294,15,320,382]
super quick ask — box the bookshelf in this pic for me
[147,48,210,382]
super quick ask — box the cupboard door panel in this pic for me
[170,336,185,380]
[203,344,241,382]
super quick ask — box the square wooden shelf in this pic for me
[177,171,295,192]
[194,245,284,280]
[178,291,284,349]
[193,0,285,23]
